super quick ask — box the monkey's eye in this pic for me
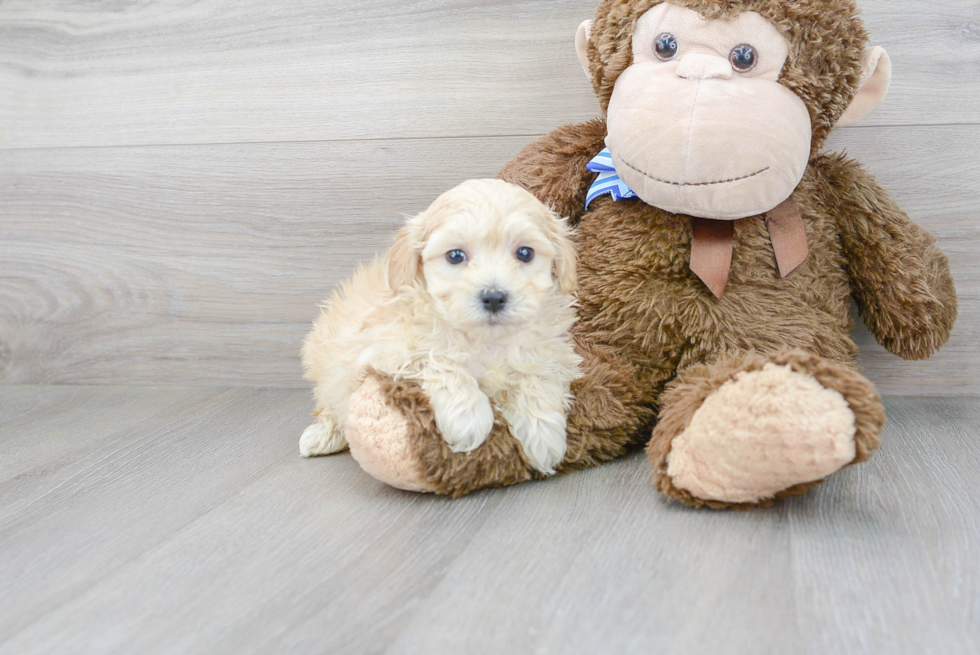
[446,249,467,265]
[654,33,678,61]
[516,247,534,263]
[729,44,757,72]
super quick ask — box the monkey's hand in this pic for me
[821,154,957,360]
[498,119,608,225]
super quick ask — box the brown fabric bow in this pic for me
[689,197,809,299]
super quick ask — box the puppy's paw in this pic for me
[510,414,568,475]
[430,390,495,454]
[299,419,348,457]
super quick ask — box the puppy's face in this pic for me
[422,208,558,334]
[388,180,575,337]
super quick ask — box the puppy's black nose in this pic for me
[480,289,508,314]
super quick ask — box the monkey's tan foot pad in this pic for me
[345,374,436,493]
[345,372,540,497]
[648,349,885,508]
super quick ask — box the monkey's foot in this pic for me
[345,375,435,493]
[344,372,543,497]
[647,349,885,508]
[344,339,654,498]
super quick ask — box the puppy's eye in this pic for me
[446,249,467,265]
[655,33,678,61]
[515,247,534,263]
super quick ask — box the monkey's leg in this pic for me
[647,348,885,509]
[343,340,655,497]
[343,373,532,496]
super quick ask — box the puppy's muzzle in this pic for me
[480,289,508,314]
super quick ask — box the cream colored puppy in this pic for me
[300,179,581,474]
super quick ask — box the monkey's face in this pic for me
[601,3,812,219]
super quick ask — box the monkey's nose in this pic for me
[480,289,508,314]
[675,53,733,80]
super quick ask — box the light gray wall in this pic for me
[0,0,977,393]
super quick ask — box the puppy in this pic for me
[299,178,581,474]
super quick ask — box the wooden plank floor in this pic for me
[1,386,977,654]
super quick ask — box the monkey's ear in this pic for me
[836,47,892,128]
[385,224,422,291]
[575,20,593,79]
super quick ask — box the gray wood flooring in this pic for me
[1,386,977,654]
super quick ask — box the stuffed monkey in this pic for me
[337,0,957,507]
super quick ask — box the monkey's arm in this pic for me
[498,119,607,224]
[820,154,957,360]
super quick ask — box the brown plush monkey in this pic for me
[338,0,957,507]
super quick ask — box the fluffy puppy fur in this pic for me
[300,179,581,474]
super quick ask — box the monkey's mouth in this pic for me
[617,155,769,188]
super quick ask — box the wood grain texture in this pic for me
[0,0,977,149]
[0,387,977,654]
[0,385,314,642]
[1,125,976,392]
[0,384,220,520]
[0,135,512,387]
[787,397,980,655]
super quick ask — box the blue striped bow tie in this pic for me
[586,147,637,209]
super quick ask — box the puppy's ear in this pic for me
[550,217,578,294]
[385,224,422,291]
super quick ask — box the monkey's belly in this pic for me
[575,200,856,374]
